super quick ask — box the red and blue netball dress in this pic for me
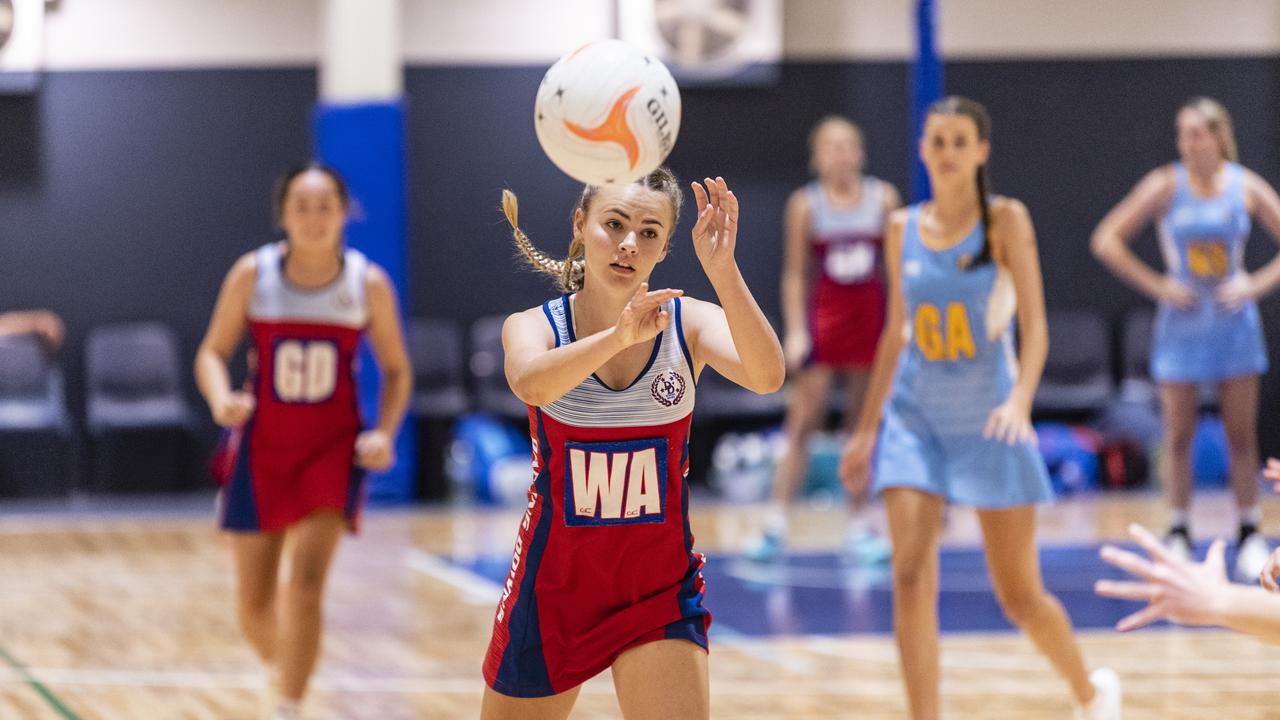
[220,242,370,533]
[806,177,889,368]
[483,294,709,698]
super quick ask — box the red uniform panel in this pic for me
[220,320,364,533]
[483,408,708,697]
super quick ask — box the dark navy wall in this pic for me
[4,60,1280,453]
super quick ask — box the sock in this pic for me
[1168,509,1190,536]
[1240,505,1261,527]
[1238,506,1260,545]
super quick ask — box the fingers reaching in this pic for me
[1094,579,1160,603]
[1115,603,1166,632]
[1099,543,1160,582]
[691,181,709,212]
[1262,548,1280,592]
[1127,523,1180,567]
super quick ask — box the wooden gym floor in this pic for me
[1,491,1279,719]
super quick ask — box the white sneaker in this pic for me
[272,702,303,720]
[1075,667,1121,720]
[1165,531,1193,562]
[258,664,277,720]
[744,531,785,562]
[842,529,891,566]
[1235,532,1270,583]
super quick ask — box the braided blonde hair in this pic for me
[503,167,683,293]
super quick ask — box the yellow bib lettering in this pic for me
[914,302,976,362]
[945,303,976,360]
[1187,240,1228,279]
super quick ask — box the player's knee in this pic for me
[286,565,328,606]
[1225,426,1256,455]
[994,587,1043,627]
[1165,428,1194,455]
[237,597,274,632]
[237,583,276,617]
[890,561,933,596]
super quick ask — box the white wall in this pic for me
[37,0,1280,70]
[43,0,318,69]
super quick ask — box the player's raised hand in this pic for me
[614,281,682,348]
[691,177,740,278]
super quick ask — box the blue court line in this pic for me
[0,644,81,719]
[446,542,1240,638]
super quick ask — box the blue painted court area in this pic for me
[450,542,1241,637]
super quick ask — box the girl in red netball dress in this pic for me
[482,169,784,719]
[748,115,901,562]
[195,164,412,720]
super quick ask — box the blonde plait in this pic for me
[502,189,584,292]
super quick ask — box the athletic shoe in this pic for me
[842,529,891,566]
[744,532,785,562]
[1074,667,1121,720]
[1164,527,1193,563]
[1235,531,1271,583]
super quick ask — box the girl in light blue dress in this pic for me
[840,96,1119,720]
[1093,97,1280,581]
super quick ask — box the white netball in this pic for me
[534,39,682,186]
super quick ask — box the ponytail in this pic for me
[502,189,584,293]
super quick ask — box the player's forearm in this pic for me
[0,311,37,337]
[374,367,412,437]
[852,327,905,437]
[1249,255,1280,297]
[1215,585,1280,645]
[781,272,808,338]
[1009,320,1047,410]
[709,265,784,393]
[1092,235,1167,301]
[507,329,626,406]
[195,348,233,408]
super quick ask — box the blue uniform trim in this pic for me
[491,409,556,697]
[679,427,690,478]
[667,451,710,646]
[673,297,695,379]
[561,293,577,342]
[344,466,366,522]
[221,420,261,531]
[593,332,663,392]
[562,438,669,527]
[542,301,561,348]
[561,292,667,392]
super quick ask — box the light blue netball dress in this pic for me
[1151,162,1267,383]
[873,205,1053,507]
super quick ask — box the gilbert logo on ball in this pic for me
[535,39,682,186]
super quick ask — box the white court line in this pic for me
[713,625,816,674]
[803,634,1280,676]
[2,666,1276,698]
[402,548,503,606]
[401,548,811,674]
